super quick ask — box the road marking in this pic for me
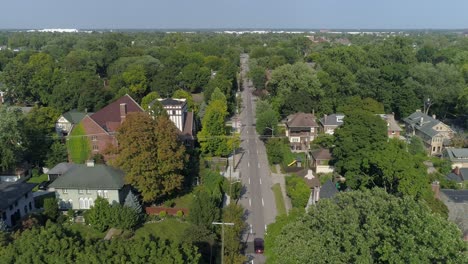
[250,224,253,234]
[261,198,264,206]
[259,178,262,185]
[265,225,268,232]
[247,130,249,134]
[248,162,250,167]
[257,150,258,154]
[248,178,250,184]
[249,199,252,206]
[258,163,260,168]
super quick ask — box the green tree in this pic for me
[122,64,148,100]
[124,191,142,215]
[85,196,112,232]
[113,113,185,202]
[333,110,388,190]
[198,99,230,156]
[408,135,427,156]
[140,91,160,110]
[0,106,25,171]
[177,63,211,93]
[256,108,278,136]
[222,204,246,264]
[173,89,196,111]
[43,198,59,221]
[45,140,68,168]
[267,189,466,264]
[285,175,310,208]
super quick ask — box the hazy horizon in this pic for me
[1,1,467,30]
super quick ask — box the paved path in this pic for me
[271,164,292,214]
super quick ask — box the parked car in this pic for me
[254,238,264,254]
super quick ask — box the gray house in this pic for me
[55,109,87,136]
[49,161,128,210]
[0,181,36,227]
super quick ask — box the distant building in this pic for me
[56,109,87,137]
[149,98,195,146]
[49,160,128,210]
[310,148,334,174]
[77,94,144,160]
[0,181,36,227]
[319,114,344,135]
[285,112,319,152]
[46,162,75,182]
[444,148,468,169]
[377,114,402,139]
[403,110,454,155]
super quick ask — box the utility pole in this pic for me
[212,222,235,264]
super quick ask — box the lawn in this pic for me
[27,174,49,191]
[134,218,189,242]
[171,193,195,208]
[270,164,277,174]
[67,123,90,164]
[67,223,106,240]
[272,183,287,216]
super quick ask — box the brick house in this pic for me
[78,94,144,160]
[377,114,402,139]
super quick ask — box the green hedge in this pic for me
[67,123,90,164]
[285,175,310,208]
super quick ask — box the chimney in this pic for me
[453,166,461,176]
[416,109,421,112]
[120,103,127,123]
[419,117,424,126]
[432,114,436,119]
[86,160,95,167]
[84,108,88,114]
[324,114,327,124]
[431,181,440,200]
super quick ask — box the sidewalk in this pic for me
[271,164,292,214]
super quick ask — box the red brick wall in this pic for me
[81,116,117,161]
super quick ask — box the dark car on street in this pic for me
[254,238,264,254]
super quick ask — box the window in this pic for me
[63,189,68,194]
[93,145,99,151]
[78,189,84,194]
[172,110,176,115]
[24,205,28,214]
[24,193,29,198]
[29,202,32,210]
[68,199,73,209]
[79,198,84,209]
[91,135,97,141]
[84,198,89,209]
[104,190,108,198]
[86,189,92,194]
[97,190,103,197]
[391,130,395,135]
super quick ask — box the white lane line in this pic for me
[249,199,252,206]
[247,130,249,134]
[248,178,250,184]
[265,225,268,232]
[250,224,253,234]
[248,162,250,167]
[258,163,260,168]
[259,178,262,185]
[261,198,264,207]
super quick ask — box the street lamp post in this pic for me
[212,222,235,264]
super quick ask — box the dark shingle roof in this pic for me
[286,113,318,128]
[320,180,339,199]
[0,182,36,211]
[319,114,345,127]
[403,111,445,137]
[441,189,468,203]
[181,111,194,138]
[62,110,87,124]
[446,173,463,183]
[89,94,143,133]
[49,164,125,190]
[446,148,468,162]
[47,162,75,175]
[311,148,332,161]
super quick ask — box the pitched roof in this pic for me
[0,182,36,211]
[441,189,468,203]
[311,148,332,161]
[286,113,318,128]
[445,148,468,163]
[47,162,75,175]
[49,164,125,190]
[319,114,345,127]
[158,98,186,106]
[403,111,446,138]
[89,94,143,133]
[446,173,463,183]
[62,110,87,124]
[320,180,339,199]
[181,111,194,138]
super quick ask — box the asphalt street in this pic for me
[238,53,277,264]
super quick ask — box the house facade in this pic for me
[378,114,402,139]
[49,161,127,210]
[403,110,454,155]
[285,112,319,152]
[311,148,334,174]
[76,94,144,160]
[56,109,87,137]
[319,114,344,135]
[149,98,195,146]
[0,182,36,227]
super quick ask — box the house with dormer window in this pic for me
[403,110,454,155]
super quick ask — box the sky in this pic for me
[1,0,467,29]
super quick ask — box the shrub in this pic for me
[159,211,167,218]
[285,175,310,208]
[43,198,59,221]
[176,210,184,218]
